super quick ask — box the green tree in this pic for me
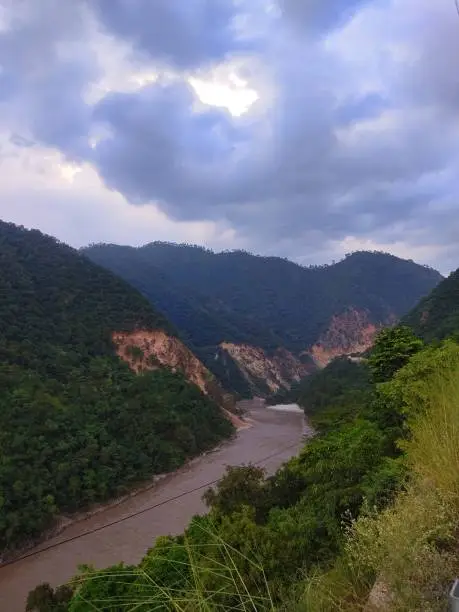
[26,583,73,612]
[368,326,424,383]
[69,564,138,612]
[203,465,268,519]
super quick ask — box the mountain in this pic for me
[403,267,459,341]
[83,242,442,396]
[0,222,234,554]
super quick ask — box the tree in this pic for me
[203,465,268,519]
[368,326,424,383]
[26,583,73,612]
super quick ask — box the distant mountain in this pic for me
[403,267,459,342]
[83,242,442,396]
[0,222,233,553]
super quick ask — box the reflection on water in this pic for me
[0,404,305,612]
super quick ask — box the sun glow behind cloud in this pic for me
[189,74,259,116]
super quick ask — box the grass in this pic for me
[68,525,277,612]
[296,364,459,612]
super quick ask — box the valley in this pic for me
[3,1,459,608]
[84,243,442,395]
[0,402,306,612]
[0,220,452,611]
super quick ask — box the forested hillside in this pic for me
[0,222,233,553]
[84,242,442,395]
[277,267,459,411]
[31,315,459,611]
[403,266,459,341]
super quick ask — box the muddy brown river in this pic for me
[0,404,306,611]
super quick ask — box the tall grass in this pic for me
[69,525,277,612]
[297,364,459,612]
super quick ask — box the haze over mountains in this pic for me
[84,242,442,396]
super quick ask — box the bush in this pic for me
[302,353,459,611]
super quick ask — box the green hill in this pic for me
[84,242,442,394]
[0,222,232,553]
[403,267,459,341]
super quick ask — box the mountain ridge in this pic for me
[83,242,442,396]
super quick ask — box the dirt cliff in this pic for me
[112,310,384,405]
[212,309,388,396]
[219,342,314,395]
[310,308,381,368]
[112,330,240,421]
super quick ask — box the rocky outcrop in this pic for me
[210,309,390,396]
[218,342,314,395]
[310,308,381,368]
[111,311,385,405]
[112,330,236,414]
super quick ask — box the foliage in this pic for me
[84,243,441,394]
[297,341,459,612]
[370,339,459,439]
[203,465,268,519]
[26,583,73,612]
[67,526,280,612]
[345,366,459,610]
[68,564,138,612]
[287,357,373,430]
[403,266,459,342]
[368,325,424,383]
[0,221,233,552]
[23,236,452,610]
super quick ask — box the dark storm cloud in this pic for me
[0,0,97,158]
[278,0,371,36]
[92,80,257,216]
[91,0,256,70]
[88,19,458,247]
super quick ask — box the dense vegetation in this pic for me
[26,262,459,611]
[403,266,459,342]
[31,325,429,611]
[84,242,442,394]
[0,221,233,553]
[35,336,457,612]
[269,357,373,431]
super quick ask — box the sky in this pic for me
[0,0,458,274]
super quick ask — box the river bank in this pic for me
[0,403,305,612]
[0,409,252,568]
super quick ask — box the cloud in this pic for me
[91,0,258,70]
[0,0,459,274]
[278,0,371,36]
[0,136,240,251]
[0,0,97,158]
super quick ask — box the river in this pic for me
[0,403,306,611]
